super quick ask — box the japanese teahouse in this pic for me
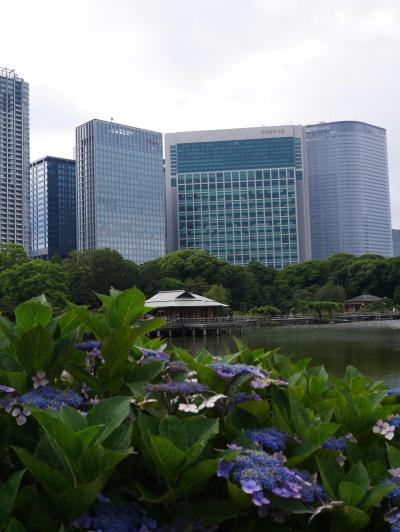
[343,294,382,313]
[145,290,228,320]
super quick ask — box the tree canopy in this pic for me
[0,245,398,313]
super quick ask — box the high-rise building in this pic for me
[306,121,393,259]
[165,126,311,268]
[0,68,30,250]
[75,119,165,263]
[30,156,76,259]
[393,229,400,256]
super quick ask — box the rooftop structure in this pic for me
[146,290,227,319]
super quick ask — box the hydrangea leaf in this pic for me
[148,434,186,483]
[179,459,219,493]
[360,482,397,513]
[86,396,131,444]
[316,457,343,499]
[237,400,269,424]
[0,469,25,529]
[15,300,52,334]
[386,443,400,468]
[342,461,369,492]
[159,416,188,450]
[338,481,366,506]
[16,326,53,374]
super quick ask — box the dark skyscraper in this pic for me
[0,68,30,250]
[30,156,76,259]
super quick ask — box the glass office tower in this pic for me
[75,119,165,263]
[0,68,30,251]
[306,121,393,259]
[165,126,311,268]
[30,156,76,259]
[393,229,400,257]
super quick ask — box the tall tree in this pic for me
[63,249,141,306]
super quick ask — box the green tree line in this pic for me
[0,245,399,314]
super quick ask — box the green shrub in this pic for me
[0,288,399,530]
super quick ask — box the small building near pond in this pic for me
[145,290,228,320]
[344,294,382,313]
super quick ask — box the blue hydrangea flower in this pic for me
[20,385,83,410]
[245,427,288,452]
[146,382,208,395]
[389,416,400,428]
[136,347,170,363]
[209,363,268,381]
[218,450,325,509]
[75,341,101,351]
[73,501,157,532]
[321,436,346,451]
[164,361,189,375]
[387,388,400,397]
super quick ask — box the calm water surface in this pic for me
[171,321,400,386]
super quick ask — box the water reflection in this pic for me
[170,321,400,386]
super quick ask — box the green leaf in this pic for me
[306,423,340,446]
[0,469,25,528]
[179,459,218,493]
[128,360,164,384]
[360,482,396,513]
[63,362,99,389]
[176,499,239,526]
[342,461,369,492]
[104,287,146,328]
[55,310,82,336]
[286,442,319,467]
[103,422,132,451]
[331,505,370,530]
[78,445,132,481]
[56,476,107,517]
[338,481,366,506]
[16,326,53,373]
[5,518,26,532]
[86,396,131,443]
[133,318,166,339]
[101,326,136,377]
[159,416,188,450]
[0,315,17,345]
[237,400,269,423]
[227,480,252,509]
[387,443,400,468]
[317,457,343,499]
[148,434,186,483]
[15,300,52,333]
[30,410,84,462]
[13,447,72,493]
[59,406,87,431]
[68,304,109,339]
[183,416,219,448]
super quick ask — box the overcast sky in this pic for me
[2,0,400,225]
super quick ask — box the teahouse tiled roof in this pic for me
[145,290,228,308]
[344,294,382,304]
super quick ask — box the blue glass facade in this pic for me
[393,230,400,256]
[30,157,76,259]
[76,120,165,263]
[306,121,393,258]
[165,127,311,268]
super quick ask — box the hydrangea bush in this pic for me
[0,288,400,530]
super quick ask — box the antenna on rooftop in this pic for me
[110,117,114,122]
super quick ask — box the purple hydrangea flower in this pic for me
[73,501,157,532]
[0,384,15,393]
[387,388,400,397]
[164,361,189,375]
[20,385,83,410]
[209,363,268,381]
[321,436,346,451]
[220,449,326,508]
[11,407,30,426]
[32,370,49,389]
[217,459,234,479]
[136,347,170,363]
[75,340,101,351]
[146,381,208,395]
[385,508,400,531]
[245,427,288,452]
[390,416,400,428]
[75,341,101,351]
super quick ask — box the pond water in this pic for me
[170,320,400,386]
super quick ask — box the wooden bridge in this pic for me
[150,312,400,337]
